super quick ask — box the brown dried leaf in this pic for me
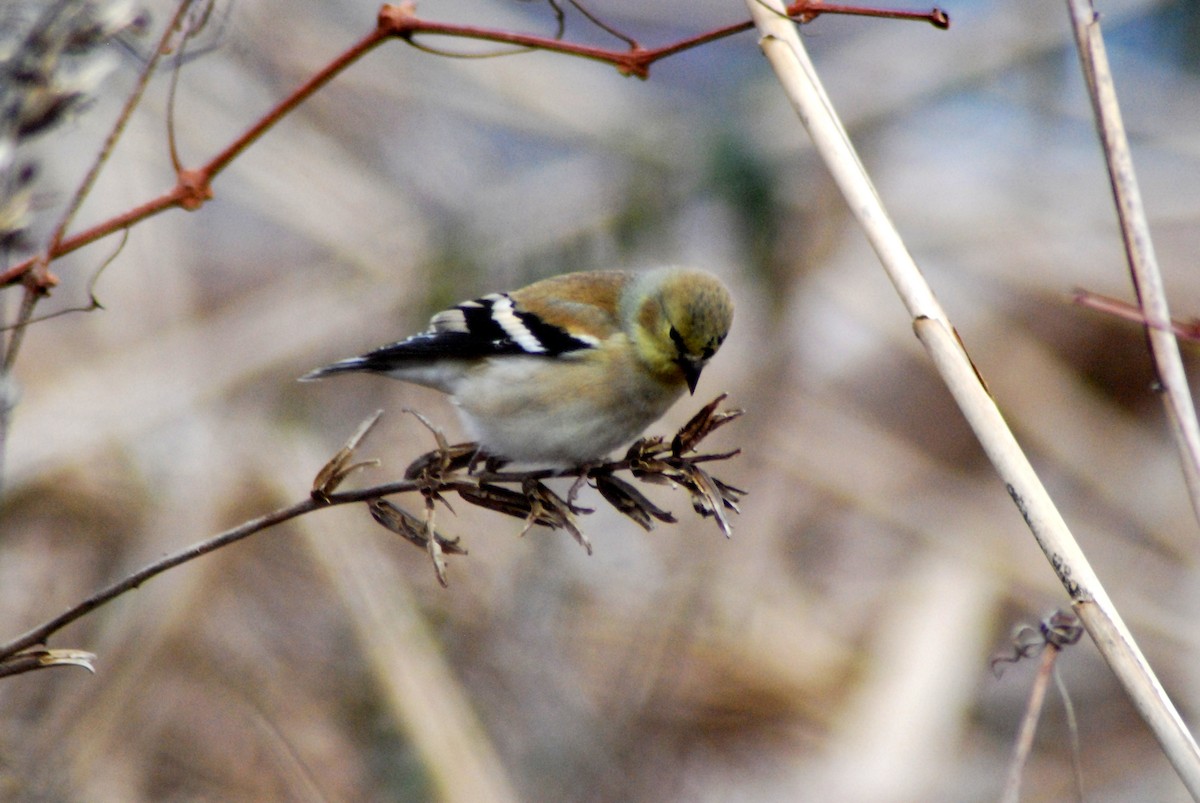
[39,649,96,672]
[625,435,669,464]
[368,498,467,587]
[711,476,747,512]
[0,649,97,679]
[426,527,448,588]
[405,408,450,452]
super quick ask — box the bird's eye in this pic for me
[669,325,687,353]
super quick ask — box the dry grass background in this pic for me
[2,0,1200,800]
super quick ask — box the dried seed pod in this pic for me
[457,482,553,526]
[368,499,465,555]
[522,480,592,555]
[312,410,383,498]
[671,394,744,456]
[594,473,676,531]
[402,443,478,481]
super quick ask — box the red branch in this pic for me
[1072,289,1200,343]
[0,0,947,289]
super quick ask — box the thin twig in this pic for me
[1000,644,1059,803]
[0,230,126,331]
[0,396,742,666]
[0,0,945,289]
[567,0,639,48]
[0,21,389,289]
[41,0,196,269]
[744,0,1200,794]
[0,0,195,411]
[1065,0,1200,527]
[0,496,324,661]
[1054,663,1085,802]
[378,0,945,78]
[201,22,390,181]
[1072,289,1200,342]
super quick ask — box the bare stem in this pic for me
[1065,0,1200,528]
[745,0,1200,793]
[42,0,197,267]
[1072,289,1200,343]
[1000,645,1059,803]
[0,395,741,665]
[0,496,322,660]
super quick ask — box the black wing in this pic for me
[300,292,596,379]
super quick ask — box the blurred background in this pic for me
[2,0,1200,799]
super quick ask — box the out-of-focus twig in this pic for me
[3,0,194,364]
[1065,0,1200,528]
[0,0,169,497]
[743,0,1200,794]
[995,611,1085,803]
[38,0,197,286]
[1072,289,1200,343]
[0,17,392,290]
[1000,643,1060,803]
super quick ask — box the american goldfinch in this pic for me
[302,267,733,465]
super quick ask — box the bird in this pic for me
[301,267,733,466]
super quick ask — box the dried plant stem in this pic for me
[1073,290,1200,342]
[0,496,324,662]
[744,0,1200,794]
[0,395,740,670]
[1065,0,1200,527]
[1000,641,1060,803]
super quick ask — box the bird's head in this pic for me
[628,268,733,394]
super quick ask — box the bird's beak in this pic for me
[679,358,703,394]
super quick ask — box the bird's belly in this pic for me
[452,357,681,465]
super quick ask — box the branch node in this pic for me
[616,50,652,79]
[378,2,419,37]
[176,169,214,211]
